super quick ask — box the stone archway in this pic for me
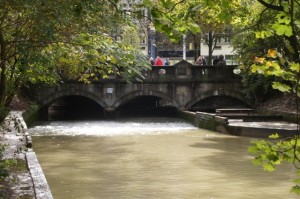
[38,89,108,109]
[185,90,251,111]
[110,90,180,117]
[111,90,180,109]
[37,90,109,120]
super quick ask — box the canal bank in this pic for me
[0,111,53,199]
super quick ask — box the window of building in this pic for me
[225,55,238,65]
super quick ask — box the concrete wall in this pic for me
[178,110,296,138]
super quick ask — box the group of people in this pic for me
[150,54,226,66]
[212,54,226,66]
[149,56,170,66]
[195,54,226,66]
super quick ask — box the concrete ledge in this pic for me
[26,151,53,199]
[226,125,297,138]
[178,110,297,138]
[8,111,53,199]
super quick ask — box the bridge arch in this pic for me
[185,89,251,110]
[38,89,108,109]
[111,90,180,109]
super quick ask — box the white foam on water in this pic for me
[28,118,198,137]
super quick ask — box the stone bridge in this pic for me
[32,60,250,118]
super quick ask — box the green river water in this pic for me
[29,117,298,199]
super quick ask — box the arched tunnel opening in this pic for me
[190,96,250,113]
[47,96,105,120]
[44,95,178,120]
[116,96,177,118]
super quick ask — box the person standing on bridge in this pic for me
[217,54,226,66]
[164,58,170,66]
[195,56,206,65]
[149,57,155,65]
[213,56,219,65]
[154,56,163,66]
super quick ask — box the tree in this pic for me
[143,0,242,63]
[121,25,141,49]
[232,0,300,194]
[193,6,230,64]
[249,51,300,193]
[0,0,150,121]
[230,2,286,104]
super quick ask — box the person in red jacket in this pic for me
[154,56,163,66]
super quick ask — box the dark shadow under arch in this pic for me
[39,89,108,109]
[112,90,180,109]
[185,89,250,110]
[114,91,179,117]
[45,95,105,121]
[189,95,251,113]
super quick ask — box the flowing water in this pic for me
[29,117,298,199]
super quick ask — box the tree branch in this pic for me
[106,0,120,12]
[256,0,284,11]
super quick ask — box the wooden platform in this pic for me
[216,108,254,116]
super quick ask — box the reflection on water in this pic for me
[30,118,298,199]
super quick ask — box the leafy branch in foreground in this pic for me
[249,133,300,194]
[249,48,300,194]
[251,49,300,95]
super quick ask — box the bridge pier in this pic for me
[104,108,117,119]
[40,106,49,121]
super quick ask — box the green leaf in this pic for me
[281,2,290,12]
[188,23,200,34]
[255,31,264,39]
[290,63,300,73]
[248,146,258,154]
[272,82,291,93]
[276,13,291,25]
[255,30,273,39]
[252,158,262,166]
[269,134,280,139]
[272,23,293,37]
[295,20,300,28]
[291,185,300,195]
[263,162,275,172]
[267,153,279,162]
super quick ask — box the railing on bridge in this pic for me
[146,65,240,82]
[58,60,240,83]
[102,63,240,82]
[59,60,240,83]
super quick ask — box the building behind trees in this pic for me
[120,0,237,65]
